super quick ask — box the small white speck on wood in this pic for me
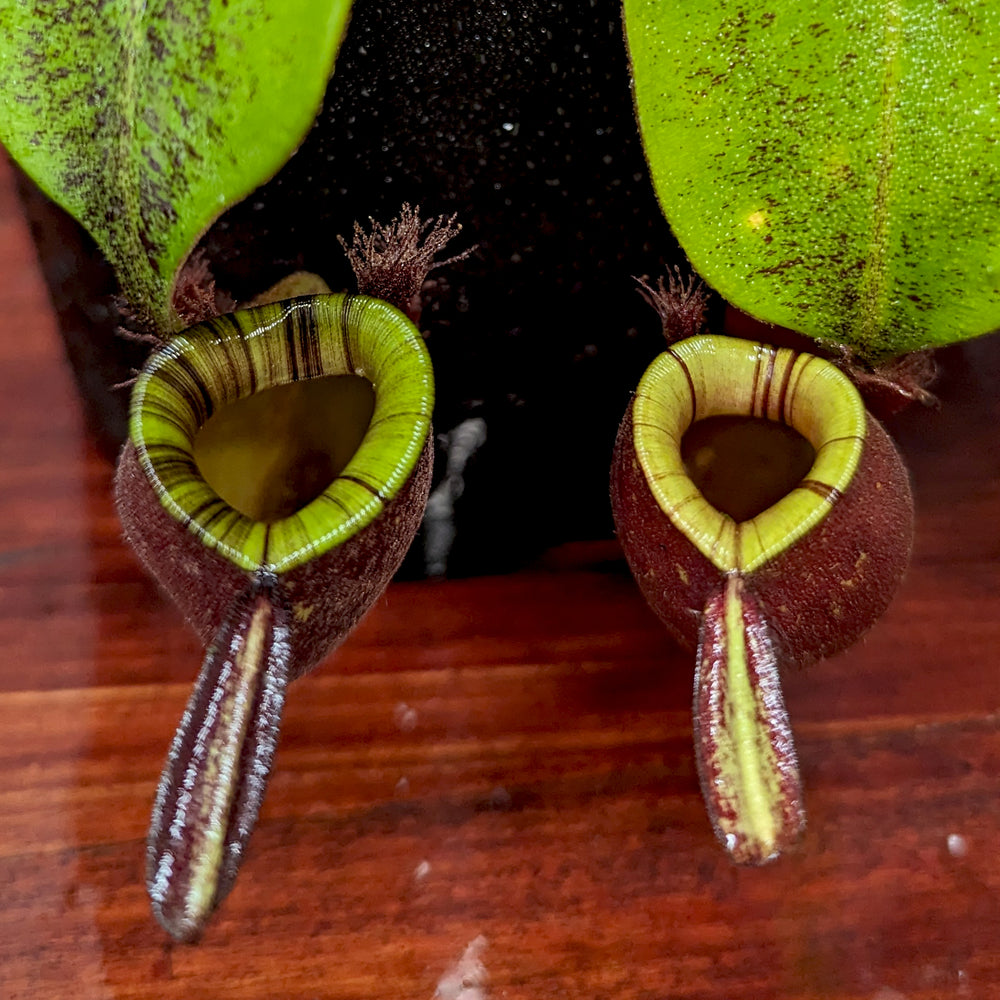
[394,702,418,732]
[947,833,968,857]
[434,936,488,1000]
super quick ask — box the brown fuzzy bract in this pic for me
[834,348,939,418]
[635,268,710,345]
[339,204,471,320]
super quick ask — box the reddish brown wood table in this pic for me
[2,153,999,999]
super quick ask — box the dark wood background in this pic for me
[2,151,999,999]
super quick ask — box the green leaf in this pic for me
[0,0,352,333]
[624,1,1000,361]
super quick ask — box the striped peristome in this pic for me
[129,294,434,574]
[119,292,436,941]
[632,335,866,574]
[612,331,914,868]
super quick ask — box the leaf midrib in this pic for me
[118,1,165,326]
[852,0,903,357]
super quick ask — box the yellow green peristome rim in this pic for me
[130,293,434,574]
[633,335,866,575]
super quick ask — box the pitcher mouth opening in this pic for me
[128,293,434,575]
[192,373,376,524]
[631,335,866,575]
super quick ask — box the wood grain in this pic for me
[2,151,999,1000]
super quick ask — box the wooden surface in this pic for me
[2,152,1000,1000]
